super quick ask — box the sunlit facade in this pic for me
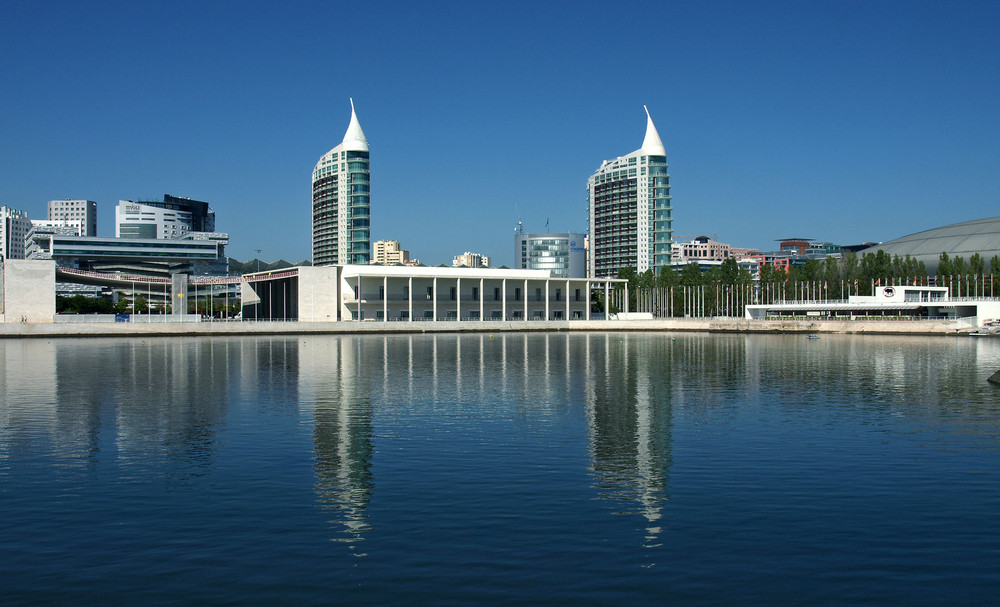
[587,106,672,277]
[515,231,586,278]
[312,99,371,266]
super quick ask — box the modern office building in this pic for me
[48,199,97,236]
[1,206,31,261]
[115,194,215,239]
[312,99,371,266]
[514,229,586,278]
[587,106,672,277]
[25,221,84,259]
[39,232,229,279]
[371,240,413,265]
[453,252,491,268]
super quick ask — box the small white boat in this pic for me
[971,320,1000,337]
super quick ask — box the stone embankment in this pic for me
[0,318,973,338]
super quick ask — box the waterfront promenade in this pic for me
[0,317,974,338]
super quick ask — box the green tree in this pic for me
[656,265,679,288]
[680,262,704,286]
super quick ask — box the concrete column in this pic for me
[566,279,570,320]
[523,278,528,320]
[433,277,437,321]
[502,278,507,320]
[172,274,187,316]
[545,280,550,320]
[383,276,387,321]
[479,278,484,322]
[408,276,413,322]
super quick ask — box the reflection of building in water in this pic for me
[299,336,374,551]
[0,340,58,461]
[584,333,673,547]
[0,338,264,473]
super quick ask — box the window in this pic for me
[555,289,561,302]
[494,287,501,301]
[575,289,581,302]
[450,287,456,301]
[472,287,478,300]
[514,288,521,301]
[535,288,542,301]
[379,286,384,300]
[426,286,433,300]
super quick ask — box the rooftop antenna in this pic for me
[545,217,550,232]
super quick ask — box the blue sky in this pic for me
[2,1,998,266]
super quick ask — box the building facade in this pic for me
[514,230,586,278]
[25,221,84,259]
[588,106,672,277]
[671,236,732,263]
[48,199,97,236]
[115,194,215,239]
[1,206,31,261]
[312,99,371,266]
[44,233,229,279]
[242,264,624,323]
[371,240,412,265]
[453,252,491,268]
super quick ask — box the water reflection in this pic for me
[583,333,673,548]
[0,338,297,478]
[298,337,373,553]
[4,331,1000,568]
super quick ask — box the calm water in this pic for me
[2,332,1000,605]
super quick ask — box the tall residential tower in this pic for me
[312,99,371,266]
[587,106,672,277]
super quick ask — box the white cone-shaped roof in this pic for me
[342,98,369,152]
[640,105,666,156]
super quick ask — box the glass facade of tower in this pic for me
[312,101,370,266]
[587,109,672,278]
[649,156,673,270]
[347,151,371,265]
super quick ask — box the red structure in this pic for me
[777,238,812,255]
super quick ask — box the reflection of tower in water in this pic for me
[299,337,374,553]
[585,333,673,547]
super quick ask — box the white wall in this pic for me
[2,260,56,323]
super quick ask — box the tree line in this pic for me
[604,250,1000,316]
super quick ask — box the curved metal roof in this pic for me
[862,216,1000,273]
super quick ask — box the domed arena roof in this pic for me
[862,216,1000,274]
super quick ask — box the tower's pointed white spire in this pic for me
[640,105,666,156]
[342,97,369,152]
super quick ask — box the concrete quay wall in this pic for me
[0,318,972,338]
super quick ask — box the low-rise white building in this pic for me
[745,284,1000,322]
[243,264,623,322]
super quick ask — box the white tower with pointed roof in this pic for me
[312,99,371,266]
[587,106,672,277]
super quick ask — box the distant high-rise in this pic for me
[0,206,31,261]
[48,199,97,236]
[452,252,491,268]
[587,106,672,277]
[312,99,370,266]
[371,240,412,265]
